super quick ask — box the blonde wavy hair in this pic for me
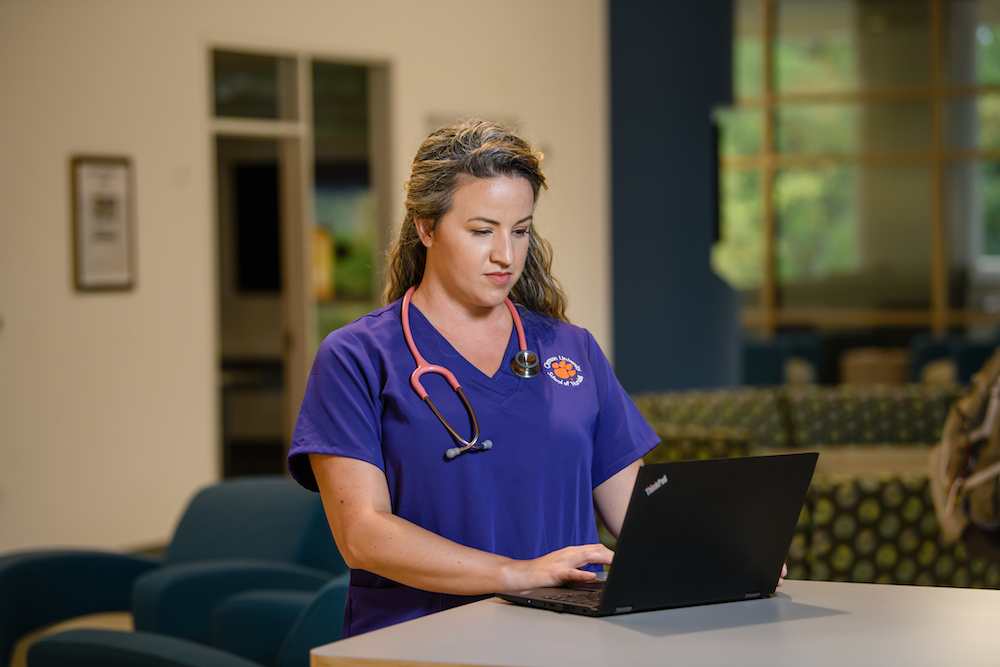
[383,120,568,322]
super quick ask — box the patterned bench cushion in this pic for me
[632,388,789,449]
[787,473,1000,589]
[643,424,751,464]
[785,385,957,447]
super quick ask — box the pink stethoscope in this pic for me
[402,285,540,459]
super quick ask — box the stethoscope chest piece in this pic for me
[511,349,540,378]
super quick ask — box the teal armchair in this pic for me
[0,476,346,664]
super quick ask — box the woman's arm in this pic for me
[309,453,613,595]
[592,459,643,540]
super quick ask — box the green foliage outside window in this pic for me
[712,170,763,290]
[734,36,763,96]
[775,166,857,282]
[979,96,1000,148]
[715,28,858,291]
[777,104,856,154]
[717,108,762,155]
[978,24,1000,84]
[983,162,1000,255]
[774,33,855,93]
[980,23,1000,256]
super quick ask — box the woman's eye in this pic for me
[514,228,531,237]
[472,229,491,236]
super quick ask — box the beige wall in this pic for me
[0,0,609,551]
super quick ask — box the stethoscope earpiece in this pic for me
[511,349,540,378]
[445,439,492,460]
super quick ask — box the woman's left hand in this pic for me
[777,562,787,587]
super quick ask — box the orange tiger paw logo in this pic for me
[544,355,584,387]
[552,360,576,380]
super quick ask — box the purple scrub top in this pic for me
[288,299,658,636]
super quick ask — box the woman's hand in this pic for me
[777,562,788,587]
[504,544,614,590]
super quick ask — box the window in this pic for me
[715,0,1000,335]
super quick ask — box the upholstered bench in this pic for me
[642,424,752,464]
[783,446,1000,589]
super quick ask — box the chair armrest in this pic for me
[210,589,316,665]
[0,550,160,666]
[131,560,333,643]
[27,629,261,667]
[274,575,350,667]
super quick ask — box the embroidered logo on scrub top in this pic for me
[543,356,584,387]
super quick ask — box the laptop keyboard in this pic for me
[541,590,602,606]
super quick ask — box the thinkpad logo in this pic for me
[644,474,668,496]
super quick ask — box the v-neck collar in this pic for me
[404,302,522,396]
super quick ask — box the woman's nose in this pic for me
[491,235,513,266]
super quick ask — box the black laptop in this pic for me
[498,452,818,616]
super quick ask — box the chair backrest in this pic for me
[165,477,346,574]
[273,575,349,667]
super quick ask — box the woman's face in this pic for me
[417,175,534,313]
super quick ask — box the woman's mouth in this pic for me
[487,272,511,285]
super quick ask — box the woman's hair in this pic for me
[383,119,569,322]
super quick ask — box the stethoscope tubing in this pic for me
[401,286,533,457]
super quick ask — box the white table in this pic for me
[311,580,1000,667]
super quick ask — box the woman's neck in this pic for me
[409,284,513,377]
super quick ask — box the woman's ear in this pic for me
[414,216,435,248]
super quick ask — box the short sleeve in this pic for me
[586,332,660,488]
[287,328,386,491]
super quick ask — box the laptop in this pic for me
[497,452,818,617]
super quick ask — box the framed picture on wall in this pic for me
[71,155,136,291]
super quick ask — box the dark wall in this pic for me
[610,0,740,392]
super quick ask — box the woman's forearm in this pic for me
[309,453,611,595]
[338,504,523,594]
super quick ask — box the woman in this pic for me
[288,120,660,636]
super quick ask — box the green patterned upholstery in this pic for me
[786,473,1000,589]
[785,385,957,448]
[633,384,957,451]
[632,388,789,450]
[643,424,751,464]
[785,505,812,582]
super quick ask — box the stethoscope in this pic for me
[401,285,540,459]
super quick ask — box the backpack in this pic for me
[930,348,1000,542]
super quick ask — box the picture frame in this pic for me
[71,155,136,291]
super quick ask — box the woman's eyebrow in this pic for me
[467,215,534,225]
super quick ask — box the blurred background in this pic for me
[3,0,1000,558]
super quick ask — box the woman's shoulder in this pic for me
[316,300,403,358]
[518,307,595,346]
